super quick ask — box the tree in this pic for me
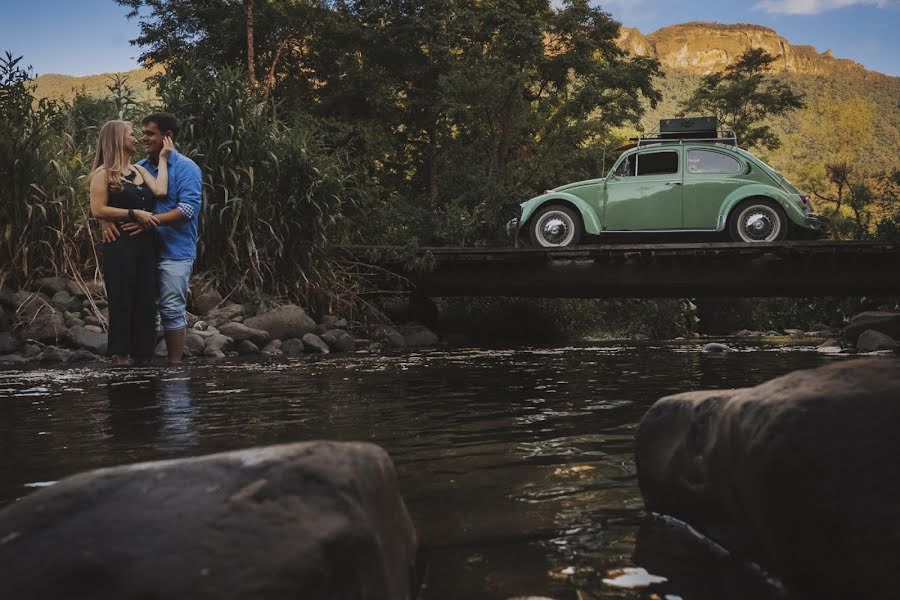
[681,48,805,150]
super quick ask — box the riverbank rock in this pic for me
[857,329,898,353]
[261,339,283,354]
[19,312,67,345]
[371,325,407,349]
[204,334,233,358]
[0,353,28,366]
[244,305,316,340]
[842,311,900,346]
[301,333,329,354]
[34,276,70,295]
[0,441,418,600]
[50,290,81,313]
[0,332,19,354]
[185,333,206,356]
[218,322,270,347]
[236,340,259,355]
[205,303,244,324]
[701,342,734,353]
[67,326,108,355]
[816,338,841,353]
[636,358,900,599]
[403,326,439,348]
[192,288,223,316]
[281,338,304,356]
[321,329,356,352]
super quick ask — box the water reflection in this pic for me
[0,342,832,598]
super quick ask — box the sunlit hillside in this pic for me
[31,66,159,103]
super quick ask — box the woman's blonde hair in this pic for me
[90,120,133,193]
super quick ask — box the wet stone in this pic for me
[281,338,304,356]
[0,332,19,354]
[301,333,329,354]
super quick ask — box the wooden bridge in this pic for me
[349,241,900,298]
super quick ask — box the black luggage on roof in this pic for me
[659,117,718,140]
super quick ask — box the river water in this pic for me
[0,341,837,599]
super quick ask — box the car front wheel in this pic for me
[529,205,583,248]
[728,199,787,243]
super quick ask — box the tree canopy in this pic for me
[680,47,805,150]
[115,0,661,245]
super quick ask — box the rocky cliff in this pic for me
[618,22,871,77]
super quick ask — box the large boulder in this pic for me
[244,305,316,340]
[67,326,108,355]
[218,322,270,347]
[857,329,898,353]
[0,441,418,600]
[636,359,900,599]
[842,311,900,346]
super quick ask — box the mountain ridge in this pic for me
[617,21,891,79]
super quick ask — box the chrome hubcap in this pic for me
[537,212,574,246]
[738,206,780,242]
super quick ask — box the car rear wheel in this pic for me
[529,205,583,248]
[728,199,787,243]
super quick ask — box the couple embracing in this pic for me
[89,112,201,366]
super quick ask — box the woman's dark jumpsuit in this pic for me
[102,171,158,357]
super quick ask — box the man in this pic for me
[102,113,202,365]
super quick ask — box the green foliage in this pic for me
[680,48,805,150]
[153,62,369,307]
[0,52,91,285]
[118,0,662,248]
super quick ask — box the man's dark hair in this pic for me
[142,112,180,139]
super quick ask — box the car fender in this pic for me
[520,193,602,235]
[716,185,808,232]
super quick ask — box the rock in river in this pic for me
[0,441,418,600]
[244,304,316,341]
[636,358,900,599]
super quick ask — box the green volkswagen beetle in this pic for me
[508,119,830,247]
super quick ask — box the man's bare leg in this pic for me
[165,327,187,365]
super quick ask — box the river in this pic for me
[0,340,836,599]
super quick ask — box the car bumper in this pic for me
[804,213,831,231]
[506,217,520,247]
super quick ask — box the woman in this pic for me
[89,120,173,365]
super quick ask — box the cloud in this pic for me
[754,0,896,15]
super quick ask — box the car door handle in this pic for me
[665,181,682,185]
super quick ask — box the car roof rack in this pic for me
[632,129,738,148]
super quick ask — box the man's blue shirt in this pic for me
[138,149,202,260]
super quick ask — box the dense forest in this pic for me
[3,0,898,336]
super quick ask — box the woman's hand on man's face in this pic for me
[160,136,175,159]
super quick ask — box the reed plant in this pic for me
[154,63,371,315]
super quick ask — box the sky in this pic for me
[1,0,898,77]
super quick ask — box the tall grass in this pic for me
[154,64,372,314]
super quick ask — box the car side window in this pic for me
[614,155,635,177]
[636,151,678,176]
[687,149,743,174]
